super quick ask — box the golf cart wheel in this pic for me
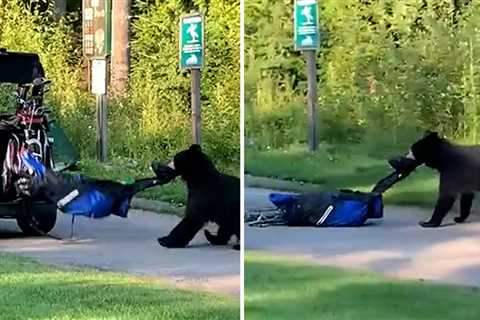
[16,200,57,236]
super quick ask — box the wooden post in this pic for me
[304,50,318,152]
[191,69,201,145]
[110,0,130,96]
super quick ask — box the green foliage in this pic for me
[245,0,306,148]
[246,0,480,148]
[124,0,240,168]
[0,84,16,114]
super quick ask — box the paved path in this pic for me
[0,210,240,296]
[246,187,480,288]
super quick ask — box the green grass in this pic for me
[245,252,480,320]
[245,143,438,207]
[0,253,239,320]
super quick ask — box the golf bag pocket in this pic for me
[269,190,383,227]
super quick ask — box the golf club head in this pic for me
[150,161,178,184]
[388,155,420,173]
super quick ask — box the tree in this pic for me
[110,0,131,97]
[54,0,67,16]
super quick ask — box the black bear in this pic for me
[396,131,480,227]
[152,145,240,249]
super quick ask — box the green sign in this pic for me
[82,0,111,57]
[294,0,319,51]
[179,13,204,69]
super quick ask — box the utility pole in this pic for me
[110,0,131,96]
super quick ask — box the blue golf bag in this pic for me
[248,169,413,227]
[268,190,383,227]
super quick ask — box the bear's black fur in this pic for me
[402,132,480,227]
[152,145,240,249]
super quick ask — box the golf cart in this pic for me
[0,49,79,235]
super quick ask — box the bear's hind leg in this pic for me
[455,193,474,223]
[233,225,240,250]
[204,225,232,246]
[420,195,456,228]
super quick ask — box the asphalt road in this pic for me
[0,209,240,296]
[245,187,480,288]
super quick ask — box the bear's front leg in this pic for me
[158,215,204,248]
[455,193,474,223]
[419,195,456,228]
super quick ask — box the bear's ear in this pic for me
[189,144,202,153]
[423,130,438,138]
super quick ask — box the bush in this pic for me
[125,0,240,169]
[246,0,480,148]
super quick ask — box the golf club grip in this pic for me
[130,177,163,194]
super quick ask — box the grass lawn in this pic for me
[0,253,239,320]
[245,143,438,207]
[245,252,480,320]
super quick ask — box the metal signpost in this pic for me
[83,0,111,162]
[180,12,205,145]
[294,0,319,152]
[91,59,107,162]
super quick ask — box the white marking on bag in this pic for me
[57,189,80,208]
[317,205,334,226]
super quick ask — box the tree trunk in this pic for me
[110,0,131,97]
[53,0,67,16]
